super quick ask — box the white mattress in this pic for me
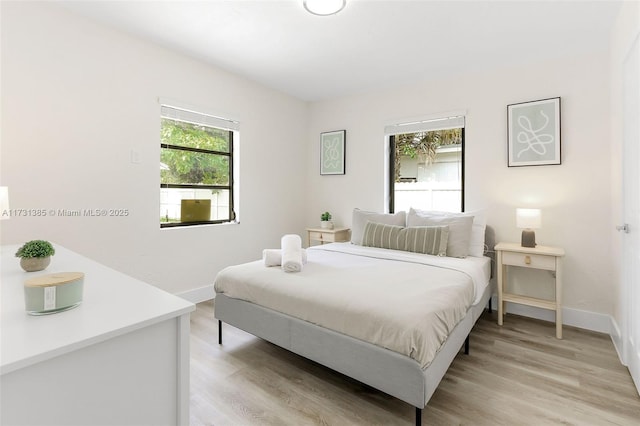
[214,243,491,368]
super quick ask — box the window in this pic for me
[160,104,238,227]
[387,115,465,213]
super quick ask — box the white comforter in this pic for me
[214,243,487,368]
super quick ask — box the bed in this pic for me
[214,210,491,425]
[214,232,492,425]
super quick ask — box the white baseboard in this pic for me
[490,295,611,334]
[176,285,215,304]
[610,317,626,365]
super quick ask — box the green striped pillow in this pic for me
[404,225,449,256]
[362,222,406,251]
[362,221,449,256]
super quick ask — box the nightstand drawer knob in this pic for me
[524,255,531,265]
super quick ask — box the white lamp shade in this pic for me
[303,0,346,15]
[516,208,541,229]
[0,187,9,220]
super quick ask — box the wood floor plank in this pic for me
[190,301,640,425]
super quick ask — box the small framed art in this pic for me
[320,130,346,175]
[507,97,561,167]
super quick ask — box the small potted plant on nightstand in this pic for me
[320,211,334,229]
[15,240,55,272]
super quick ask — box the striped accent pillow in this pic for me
[404,225,449,256]
[362,222,449,256]
[361,222,406,251]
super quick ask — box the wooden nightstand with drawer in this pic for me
[495,242,565,338]
[306,227,350,247]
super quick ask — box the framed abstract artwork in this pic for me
[507,97,561,167]
[320,130,346,175]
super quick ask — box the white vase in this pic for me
[320,221,334,230]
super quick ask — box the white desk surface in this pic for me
[1,244,195,375]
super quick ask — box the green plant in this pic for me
[15,240,55,259]
[320,211,332,221]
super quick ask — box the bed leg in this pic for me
[218,320,222,345]
[464,336,470,355]
[416,407,422,426]
[488,297,492,313]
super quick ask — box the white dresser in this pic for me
[1,244,195,425]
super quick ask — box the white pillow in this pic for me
[409,208,486,257]
[351,209,406,245]
[465,209,487,257]
[407,209,472,258]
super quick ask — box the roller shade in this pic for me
[385,115,464,135]
[160,104,239,132]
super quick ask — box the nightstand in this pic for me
[306,227,350,247]
[495,242,565,338]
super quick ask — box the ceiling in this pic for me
[59,0,622,102]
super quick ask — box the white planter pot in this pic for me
[320,221,334,230]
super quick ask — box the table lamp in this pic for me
[516,208,541,248]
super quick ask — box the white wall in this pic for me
[307,51,613,316]
[0,1,622,320]
[0,2,308,296]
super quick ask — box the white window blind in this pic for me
[160,104,239,132]
[385,114,465,135]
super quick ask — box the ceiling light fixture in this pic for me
[303,0,346,16]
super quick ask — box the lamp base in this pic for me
[521,230,537,248]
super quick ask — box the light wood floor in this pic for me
[190,301,640,425]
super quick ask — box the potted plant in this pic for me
[320,211,334,229]
[15,240,55,272]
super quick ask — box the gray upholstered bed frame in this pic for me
[215,283,492,426]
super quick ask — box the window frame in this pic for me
[159,103,237,228]
[388,122,465,214]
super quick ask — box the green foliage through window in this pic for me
[161,119,230,186]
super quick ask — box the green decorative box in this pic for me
[24,272,84,315]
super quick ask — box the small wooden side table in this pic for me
[495,242,565,338]
[306,227,350,247]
